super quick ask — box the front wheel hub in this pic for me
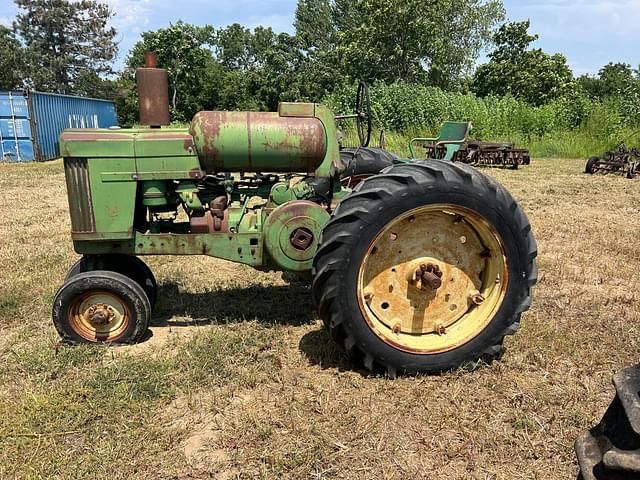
[88,305,112,325]
[413,263,443,291]
[69,292,130,342]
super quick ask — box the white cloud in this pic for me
[504,0,640,73]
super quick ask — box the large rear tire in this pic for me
[575,364,640,479]
[312,160,537,376]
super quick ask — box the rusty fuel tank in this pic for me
[189,111,327,173]
[136,52,171,127]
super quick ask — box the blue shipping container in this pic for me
[0,91,35,162]
[1,140,35,162]
[0,93,29,117]
[30,92,117,161]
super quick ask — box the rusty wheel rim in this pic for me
[68,291,130,342]
[357,204,508,354]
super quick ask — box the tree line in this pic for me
[1,0,639,128]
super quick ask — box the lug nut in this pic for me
[471,293,485,305]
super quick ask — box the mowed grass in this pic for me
[1,157,639,479]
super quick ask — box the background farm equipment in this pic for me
[410,126,531,169]
[52,55,537,376]
[585,142,640,178]
[576,364,640,479]
[453,141,531,169]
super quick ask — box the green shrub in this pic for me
[325,81,638,159]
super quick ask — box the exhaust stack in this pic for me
[136,52,170,127]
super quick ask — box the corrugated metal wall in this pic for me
[30,92,117,161]
[0,90,117,162]
[0,92,35,162]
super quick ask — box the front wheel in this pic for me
[53,271,151,344]
[312,161,537,376]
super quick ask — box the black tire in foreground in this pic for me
[312,160,537,376]
[586,156,600,174]
[575,364,640,480]
[53,270,151,345]
[66,255,158,308]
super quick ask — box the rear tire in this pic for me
[312,160,537,376]
[575,364,640,480]
[53,271,150,345]
[339,147,398,187]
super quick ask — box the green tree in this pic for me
[127,22,215,121]
[214,23,327,110]
[13,0,118,94]
[578,62,638,99]
[0,25,25,90]
[333,0,505,89]
[293,0,344,101]
[472,21,573,105]
[599,63,636,96]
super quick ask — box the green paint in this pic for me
[74,232,264,268]
[175,182,204,212]
[269,181,313,207]
[87,157,137,238]
[61,103,347,273]
[263,202,330,272]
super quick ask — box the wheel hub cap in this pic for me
[70,292,129,342]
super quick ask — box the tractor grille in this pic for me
[63,157,96,233]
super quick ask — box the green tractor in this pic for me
[52,54,537,376]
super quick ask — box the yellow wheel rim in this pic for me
[357,204,508,354]
[68,291,130,342]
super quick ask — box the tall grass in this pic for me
[326,82,640,159]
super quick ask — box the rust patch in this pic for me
[188,168,205,179]
[183,137,194,153]
[190,196,229,233]
[136,58,171,126]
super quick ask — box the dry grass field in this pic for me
[1,157,639,479]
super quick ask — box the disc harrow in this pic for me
[425,141,531,169]
[585,142,640,178]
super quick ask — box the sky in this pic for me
[1,0,639,76]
